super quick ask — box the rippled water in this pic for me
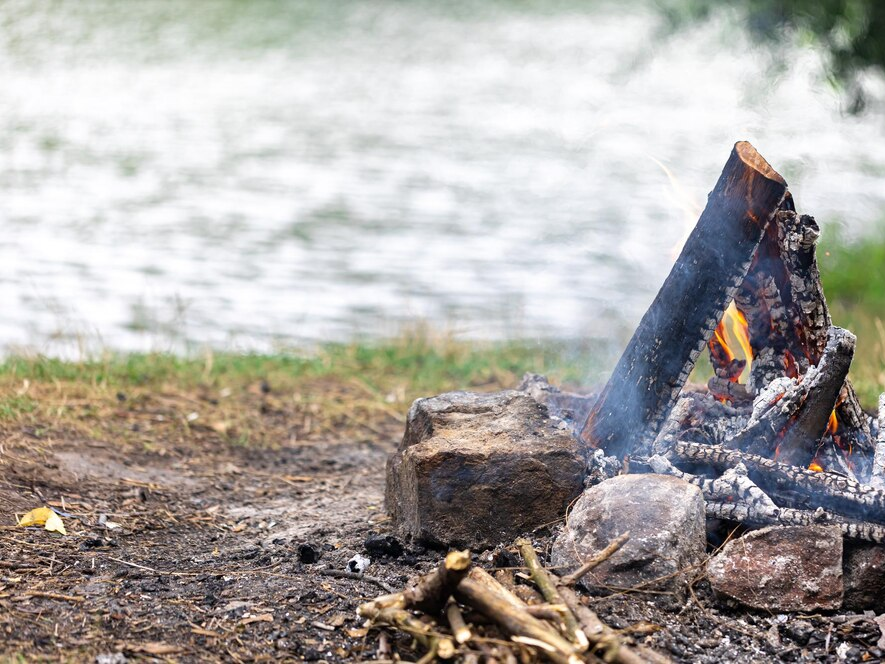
[1,1,884,356]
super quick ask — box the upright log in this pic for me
[580,142,787,458]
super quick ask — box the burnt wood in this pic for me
[732,202,873,471]
[873,393,885,489]
[777,210,873,466]
[649,453,885,543]
[670,440,885,521]
[580,142,787,459]
[776,326,855,467]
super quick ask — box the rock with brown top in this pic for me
[385,390,585,549]
[707,525,843,611]
[551,474,706,595]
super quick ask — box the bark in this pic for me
[580,142,787,459]
[648,455,885,543]
[871,394,885,490]
[776,327,855,467]
[669,440,885,520]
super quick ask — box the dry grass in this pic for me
[0,332,604,450]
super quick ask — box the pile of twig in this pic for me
[357,535,670,663]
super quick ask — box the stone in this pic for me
[363,533,404,559]
[550,474,706,595]
[707,525,843,611]
[843,541,885,612]
[385,390,585,548]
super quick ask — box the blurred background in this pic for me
[1,0,884,360]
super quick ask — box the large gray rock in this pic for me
[551,474,706,595]
[707,525,843,611]
[386,390,585,549]
[843,541,885,612]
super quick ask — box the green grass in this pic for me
[0,335,600,396]
[0,332,609,442]
[819,226,885,407]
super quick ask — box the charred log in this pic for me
[872,394,885,490]
[669,440,885,521]
[648,455,885,543]
[776,327,854,468]
[707,375,752,406]
[721,325,857,475]
[728,198,873,471]
[580,142,787,459]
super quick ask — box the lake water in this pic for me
[1,0,884,357]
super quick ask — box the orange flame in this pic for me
[712,320,734,363]
[720,302,752,365]
[826,410,838,436]
[730,307,753,363]
[808,461,823,472]
[710,303,753,383]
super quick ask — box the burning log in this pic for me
[670,441,885,519]
[727,200,873,469]
[649,455,885,543]
[872,394,885,490]
[775,326,854,468]
[580,142,787,459]
[720,325,857,477]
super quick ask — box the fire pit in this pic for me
[377,142,885,661]
[388,142,885,545]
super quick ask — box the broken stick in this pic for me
[455,575,582,664]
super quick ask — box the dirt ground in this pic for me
[1,383,883,663]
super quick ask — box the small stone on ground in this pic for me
[551,474,706,596]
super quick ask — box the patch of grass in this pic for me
[0,330,606,450]
[819,226,885,407]
[0,395,36,421]
[0,333,599,396]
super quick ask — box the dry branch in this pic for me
[517,538,653,664]
[455,576,582,664]
[580,141,787,459]
[560,532,630,587]
[358,549,470,616]
[516,538,588,651]
[446,600,472,644]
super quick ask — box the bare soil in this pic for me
[1,385,882,663]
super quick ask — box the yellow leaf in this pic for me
[18,507,53,527]
[18,507,66,535]
[45,511,67,535]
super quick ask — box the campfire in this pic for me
[378,142,885,662]
[580,141,885,543]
